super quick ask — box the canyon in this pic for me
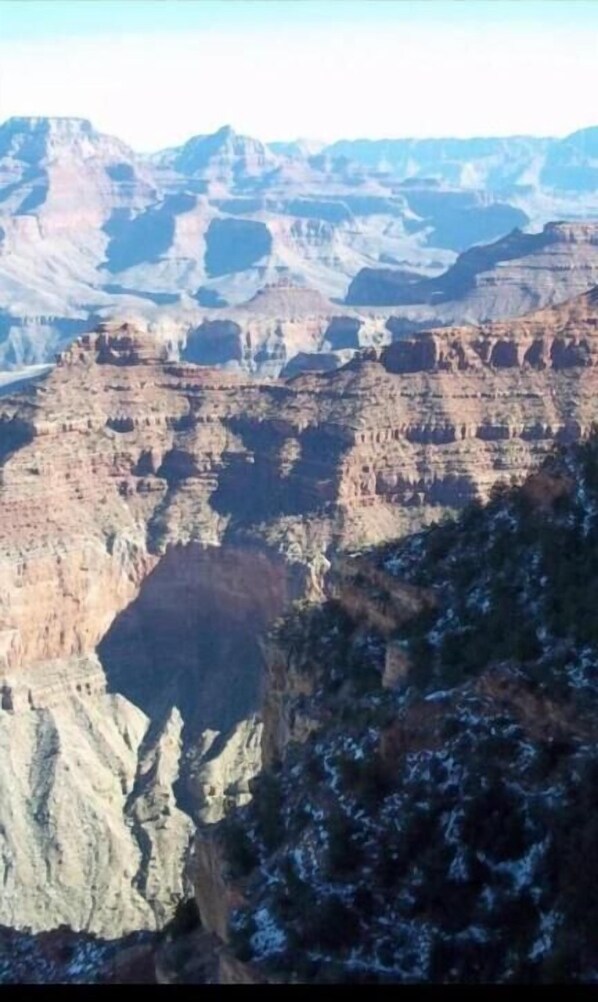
[2,117,598,376]
[178,222,598,377]
[3,283,598,938]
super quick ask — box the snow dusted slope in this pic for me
[205,434,598,983]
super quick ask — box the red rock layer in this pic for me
[2,294,598,674]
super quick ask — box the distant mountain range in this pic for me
[1,116,598,372]
[322,129,598,193]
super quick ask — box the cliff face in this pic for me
[0,681,193,936]
[3,291,598,935]
[380,284,598,373]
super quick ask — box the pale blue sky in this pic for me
[2,1,597,37]
[0,1,596,148]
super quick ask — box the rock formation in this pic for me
[181,279,392,376]
[3,289,598,936]
[0,669,192,936]
[2,115,598,372]
[346,221,598,318]
[154,124,279,184]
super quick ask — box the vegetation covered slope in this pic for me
[219,432,598,983]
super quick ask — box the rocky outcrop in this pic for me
[190,716,263,824]
[334,555,437,637]
[182,280,392,376]
[0,659,193,936]
[379,285,598,373]
[189,837,237,944]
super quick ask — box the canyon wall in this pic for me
[2,294,598,933]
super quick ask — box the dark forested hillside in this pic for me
[218,432,598,983]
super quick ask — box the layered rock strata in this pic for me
[347,221,598,319]
[181,280,394,377]
[2,292,598,934]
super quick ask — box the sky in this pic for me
[0,0,596,150]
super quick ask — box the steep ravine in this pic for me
[97,542,306,820]
[0,536,312,936]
